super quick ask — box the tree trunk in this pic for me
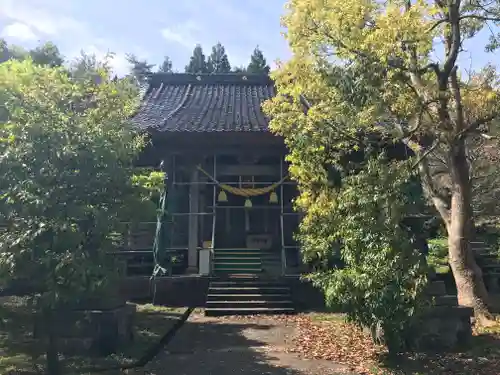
[44,309,61,375]
[447,141,495,325]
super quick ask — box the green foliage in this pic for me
[476,223,500,258]
[128,169,166,221]
[185,44,209,74]
[300,156,429,351]
[69,51,108,80]
[126,53,155,85]
[207,42,231,73]
[29,42,64,67]
[0,39,64,67]
[232,66,247,73]
[268,0,500,320]
[247,46,270,74]
[158,56,173,73]
[132,170,165,195]
[0,59,144,309]
[427,238,450,274]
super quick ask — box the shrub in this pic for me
[302,157,430,352]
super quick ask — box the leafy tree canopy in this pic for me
[0,39,63,67]
[265,0,500,325]
[29,41,64,67]
[0,59,144,310]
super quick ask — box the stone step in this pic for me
[209,287,290,295]
[206,300,293,309]
[434,295,458,306]
[214,262,262,267]
[213,270,263,275]
[214,263,262,269]
[426,280,446,296]
[205,307,295,316]
[210,280,288,287]
[480,263,500,268]
[205,277,295,316]
[214,249,261,254]
[214,256,261,261]
[207,293,291,301]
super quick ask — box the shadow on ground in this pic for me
[0,297,184,374]
[139,315,346,375]
[1,297,346,375]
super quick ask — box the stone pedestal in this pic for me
[413,280,473,351]
[35,301,136,356]
[366,280,473,352]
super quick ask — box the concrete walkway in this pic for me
[133,313,351,375]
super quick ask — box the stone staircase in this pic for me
[213,248,263,275]
[472,240,500,293]
[205,277,295,316]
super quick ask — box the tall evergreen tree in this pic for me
[158,56,173,73]
[247,46,270,74]
[232,66,247,73]
[185,44,208,74]
[207,42,231,73]
[126,53,155,85]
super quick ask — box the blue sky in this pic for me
[0,0,496,76]
[0,0,291,75]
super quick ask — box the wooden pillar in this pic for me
[187,168,199,272]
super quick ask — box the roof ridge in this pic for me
[149,73,273,87]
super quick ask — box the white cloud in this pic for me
[160,20,200,49]
[0,0,85,36]
[1,22,38,41]
[0,0,137,76]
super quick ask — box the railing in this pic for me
[109,221,191,276]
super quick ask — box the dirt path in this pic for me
[134,313,353,375]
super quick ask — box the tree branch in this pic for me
[449,66,465,131]
[456,113,500,139]
[427,17,449,33]
[417,152,451,226]
[441,1,462,82]
[459,15,500,22]
[411,140,441,169]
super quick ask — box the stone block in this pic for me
[364,305,473,353]
[35,303,136,356]
[433,295,458,306]
[425,280,446,296]
[410,306,473,351]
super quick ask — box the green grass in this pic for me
[0,296,188,375]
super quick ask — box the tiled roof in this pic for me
[132,73,275,132]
